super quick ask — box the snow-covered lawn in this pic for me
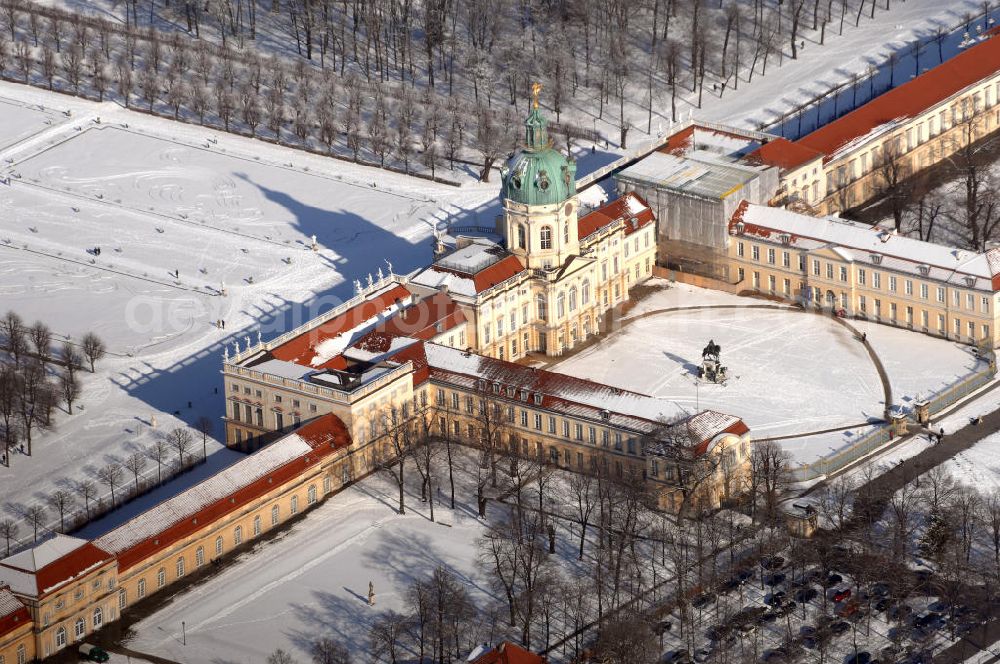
[557,306,883,443]
[940,432,1000,489]
[0,82,496,553]
[0,98,58,149]
[555,286,982,465]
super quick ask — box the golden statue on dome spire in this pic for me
[531,82,542,109]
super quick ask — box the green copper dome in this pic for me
[500,107,576,207]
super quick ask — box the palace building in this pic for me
[0,99,752,660]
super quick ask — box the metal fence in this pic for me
[788,361,996,482]
[788,425,892,482]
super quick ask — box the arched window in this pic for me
[581,279,591,305]
[290,495,299,514]
[517,224,526,249]
[137,578,146,598]
[540,225,552,250]
[74,618,85,639]
[568,287,578,312]
[156,568,166,588]
[215,536,224,555]
[271,504,280,526]
[93,607,103,629]
[176,557,185,578]
[323,476,332,494]
[253,514,262,535]
[308,485,318,504]
[234,525,243,545]
[536,295,548,322]
[556,292,566,319]
[55,626,67,648]
[195,546,205,567]
[118,587,127,610]
[563,223,570,243]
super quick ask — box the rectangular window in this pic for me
[575,424,583,441]
[872,272,881,289]
[534,413,542,430]
[782,251,790,268]
[826,263,834,279]
[812,259,820,276]
[858,268,866,285]
[859,295,866,312]
[588,427,596,444]
[888,275,896,292]
[767,248,775,264]
[967,293,975,310]
[937,287,946,303]
[783,278,790,295]
[938,314,946,332]
[983,296,990,313]
[752,245,760,261]
[921,283,928,299]
[799,255,806,272]
[548,416,556,433]
[520,410,528,426]
[839,266,847,282]
[562,420,570,437]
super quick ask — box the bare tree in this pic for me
[310,637,351,664]
[47,489,75,532]
[1,310,26,368]
[24,504,46,542]
[196,415,213,459]
[59,369,80,414]
[76,479,97,519]
[81,332,106,372]
[375,406,411,515]
[593,618,659,664]
[266,649,298,664]
[165,426,193,468]
[125,451,147,494]
[0,517,17,555]
[369,609,409,664]
[97,461,124,507]
[29,321,51,362]
[148,438,169,484]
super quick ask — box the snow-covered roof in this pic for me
[95,433,314,555]
[0,535,113,598]
[411,239,526,298]
[0,588,29,639]
[732,201,1000,290]
[0,589,23,618]
[618,151,762,200]
[2,534,88,572]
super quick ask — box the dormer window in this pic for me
[779,233,791,245]
[520,390,529,401]
[965,276,976,287]
[918,265,930,276]
[870,254,882,265]
[533,393,543,405]
[492,382,501,394]
[600,409,611,422]
[733,221,745,235]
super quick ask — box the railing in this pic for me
[229,274,407,364]
[224,360,415,405]
[928,364,996,414]
[575,117,779,190]
[788,425,892,482]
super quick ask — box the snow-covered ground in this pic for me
[554,285,981,464]
[0,85,496,553]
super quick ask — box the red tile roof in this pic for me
[795,33,1000,160]
[745,137,824,171]
[472,255,526,292]
[0,589,29,639]
[472,642,546,664]
[378,292,466,340]
[111,414,351,572]
[270,284,411,367]
[578,192,655,239]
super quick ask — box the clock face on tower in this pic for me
[563,202,574,217]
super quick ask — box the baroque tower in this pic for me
[500,87,579,270]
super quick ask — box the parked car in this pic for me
[764,573,786,587]
[761,556,786,571]
[794,587,818,603]
[692,593,715,609]
[665,650,693,664]
[832,589,852,603]
[78,644,110,663]
[845,651,872,664]
[761,647,790,663]
[837,600,861,618]
[764,591,786,607]
[830,621,851,636]
[822,574,843,588]
[694,645,714,662]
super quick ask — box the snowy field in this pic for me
[125,455,600,664]
[555,285,981,464]
[0,97,60,149]
[0,83,496,553]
